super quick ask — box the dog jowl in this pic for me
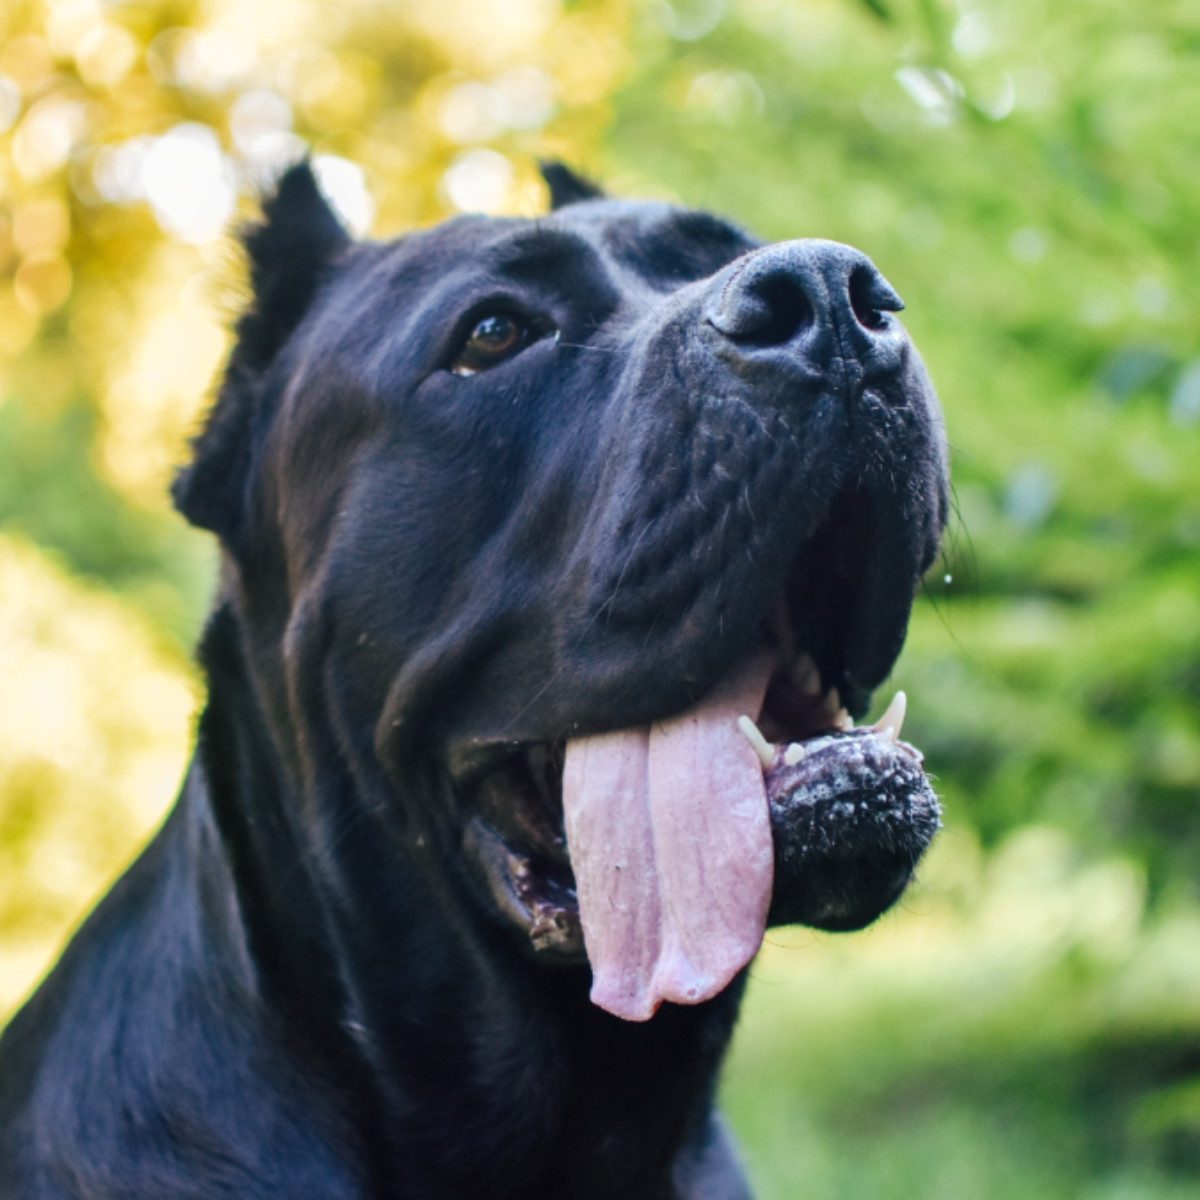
[0,164,948,1198]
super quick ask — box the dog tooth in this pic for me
[791,652,821,697]
[878,726,896,744]
[870,691,907,741]
[838,710,854,731]
[783,743,805,767]
[736,715,774,770]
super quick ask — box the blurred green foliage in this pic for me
[603,2,1200,1194]
[1,0,1199,1195]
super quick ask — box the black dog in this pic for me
[0,163,947,1197]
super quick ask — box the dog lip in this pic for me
[763,724,940,931]
[463,817,584,957]
[457,740,588,958]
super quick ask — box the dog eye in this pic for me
[450,313,530,376]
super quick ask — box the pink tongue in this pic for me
[562,646,776,1021]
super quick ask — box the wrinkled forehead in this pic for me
[388,199,761,291]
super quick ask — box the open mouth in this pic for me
[461,632,916,937]
[458,488,940,1018]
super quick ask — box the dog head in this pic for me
[176,163,948,1018]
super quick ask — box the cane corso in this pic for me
[0,162,947,1198]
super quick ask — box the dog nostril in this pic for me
[707,243,905,353]
[849,263,904,332]
[714,274,814,348]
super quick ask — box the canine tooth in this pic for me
[737,715,774,770]
[871,691,907,741]
[878,726,896,743]
[791,652,821,697]
[838,710,854,731]
[783,743,805,766]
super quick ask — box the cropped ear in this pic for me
[234,161,352,371]
[540,161,605,210]
[173,161,351,546]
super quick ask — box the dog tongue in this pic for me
[562,647,776,1021]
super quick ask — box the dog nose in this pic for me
[704,239,905,369]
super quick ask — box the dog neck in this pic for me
[183,599,746,1197]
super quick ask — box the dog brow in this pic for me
[491,226,601,279]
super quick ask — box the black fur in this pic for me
[172,164,351,550]
[0,163,948,1198]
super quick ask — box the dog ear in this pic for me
[541,161,605,209]
[234,161,352,371]
[173,161,351,544]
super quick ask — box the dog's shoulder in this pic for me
[0,776,364,1197]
